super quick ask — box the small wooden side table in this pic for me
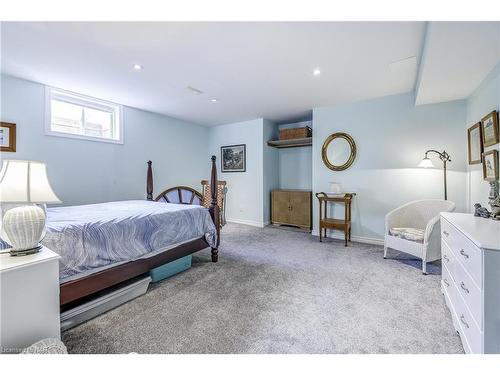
[316,192,356,246]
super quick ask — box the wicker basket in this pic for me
[279,126,312,140]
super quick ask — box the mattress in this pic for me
[0,200,216,282]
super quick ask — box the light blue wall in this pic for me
[465,63,500,212]
[208,118,265,226]
[278,121,312,190]
[0,75,210,206]
[313,92,467,240]
[263,119,279,224]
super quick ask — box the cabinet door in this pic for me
[288,191,311,228]
[272,191,290,224]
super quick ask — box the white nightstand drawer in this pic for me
[441,218,482,288]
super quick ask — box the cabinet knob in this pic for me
[443,254,449,262]
[443,230,449,237]
[443,278,449,287]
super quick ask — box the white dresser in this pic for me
[440,212,500,354]
[0,247,61,353]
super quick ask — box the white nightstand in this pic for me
[0,246,61,353]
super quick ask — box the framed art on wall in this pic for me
[0,122,16,152]
[467,122,483,165]
[482,150,499,182]
[481,110,499,147]
[221,144,246,172]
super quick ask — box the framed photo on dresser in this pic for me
[467,122,483,165]
[481,110,499,147]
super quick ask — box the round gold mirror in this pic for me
[322,132,357,171]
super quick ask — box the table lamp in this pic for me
[0,160,61,256]
[418,149,451,200]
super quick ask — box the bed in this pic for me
[0,156,220,307]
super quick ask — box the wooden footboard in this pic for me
[147,155,220,262]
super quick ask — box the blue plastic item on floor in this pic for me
[149,255,192,282]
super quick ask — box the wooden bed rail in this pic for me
[146,156,220,262]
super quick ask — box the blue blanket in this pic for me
[0,200,216,281]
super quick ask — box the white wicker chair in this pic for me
[384,199,456,274]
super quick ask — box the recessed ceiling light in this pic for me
[313,68,321,76]
[210,98,218,102]
[132,64,143,70]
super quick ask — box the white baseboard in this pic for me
[311,230,384,246]
[226,218,268,228]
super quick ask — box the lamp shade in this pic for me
[418,157,435,168]
[0,160,61,204]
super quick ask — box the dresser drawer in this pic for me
[454,261,483,330]
[441,262,456,302]
[441,218,482,288]
[451,285,482,354]
[441,240,456,280]
[443,263,482,354]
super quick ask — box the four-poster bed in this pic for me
[58,156,220,307]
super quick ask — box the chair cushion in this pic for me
[389,227,425,243]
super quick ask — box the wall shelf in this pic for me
[267,137,312,148]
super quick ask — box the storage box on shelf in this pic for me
[279,126,312,140]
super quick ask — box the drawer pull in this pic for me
[443,230,449,237]
[460,282,469,294]
[443,254,450,262]
[460,314,469,329]
[459,249,469,259]
[443,278,450,287]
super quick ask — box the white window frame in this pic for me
[45,86,124,144]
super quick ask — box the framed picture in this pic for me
[221,144,246,172]
[482,150,499,182]
[467,122,483,165]
[481,110,499,147]
[0,122,16,152]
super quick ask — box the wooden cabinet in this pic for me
[271,190,312,230]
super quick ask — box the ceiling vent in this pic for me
[186,86,203,95]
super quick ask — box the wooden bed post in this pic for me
[146,160,153,201]
[209,155,220,262]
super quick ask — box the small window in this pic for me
[45,87,123,144]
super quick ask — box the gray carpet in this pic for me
[62,223,463,354]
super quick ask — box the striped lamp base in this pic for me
[2,205,46,253]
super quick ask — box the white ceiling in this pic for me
[2,22,498,126]
[1,22,426,126]
[415,22,500,105]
